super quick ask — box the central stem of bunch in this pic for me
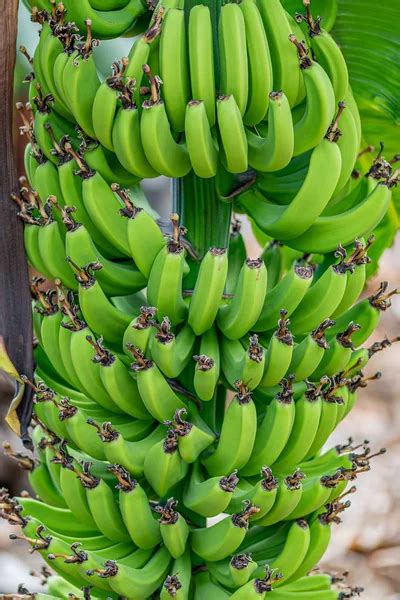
[174,0,233,286]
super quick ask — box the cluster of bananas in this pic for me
[3,0,399,598]
[20,0,398,259]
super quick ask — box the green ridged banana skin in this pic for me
[219,3,248,115]
[257,0,301,107]
[240,0,272,126]
[159,8,190,132]
[218,258,267,340]
[188,5,215,125]
[202,392,257,476]
[217,94,248,174]
[185,100,218,178]
[188,248,228,334]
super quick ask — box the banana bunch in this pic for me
[5,0,399,597]
[23,0,398,257]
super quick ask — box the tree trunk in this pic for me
[0,0,33,447]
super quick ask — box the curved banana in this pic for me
[240,378,295,476]
[188,4,215,126]
[218,257,267,340]
[257,0,301,107]
[159,8,190,132]
[217,94,248,174]
[219,2,248,115]
[288,178,393,254]
[239,134,342,241]
[188,247,228,334]
[246,91,294,172]
[240,0,272,126]
[191,501,260,561]
[92,58,128,151]
[140,66,191,177]
[193,327,220,401]
[183,461,239,517]
[202,383,257,476]
[289,36,336,156]
[185,100,218,178]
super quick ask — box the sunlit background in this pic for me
[0,4,399,598]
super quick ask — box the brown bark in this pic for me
[0,0,33,446]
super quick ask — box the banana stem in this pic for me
[173,172,232,287]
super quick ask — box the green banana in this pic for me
[143,428,189,497]
[257,0,301,107]
[289,36,336,156]
[123,306,157,354]
[202,382,257,476]
[241,378,295,476]
[62,20,101,138]
[254,519,311,584]
[92,58,128,152]
[297,0,349,103]
[140,65,191,177]
[208,553,257,589]
[91,421,165,476]
[218,258,267,340]
[288,178,393,254]
[87,547,171,598]
[219,2,248,115]
[169,408,216,464]
[311,322,360,380]
[112,79,159,179]
[289,249,350,335]
[221,334,265,390]
[217,94,248,174]
[159,8,190,132]
[153,497,190,558]
[288,319,334,381]
[76,463,130,542]
[86,336,150,418]
[148,318,195,378]
[147,219,188,326]
[258,311,294,389]
[228,466,279,520]
[240,0,272,126]
[67,260,132,348]
[188,247,228,335]
[256,471,305,525]
[191,501,260,561]
[239,132,342,240]
[183,461,239,517]
[188,4,215,126]
[326,281,399,346]
[254,261,314,332]
[246,91,294,172]
[129,345,188,421]
[272,381,326,472]
[160,549,191,599]
[185,100,218,178]
[108,464,161,548]
[63,211,146,296]
[193,327,220,401]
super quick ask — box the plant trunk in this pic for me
[0,0,33,447]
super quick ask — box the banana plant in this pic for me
[1,0,398,598]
